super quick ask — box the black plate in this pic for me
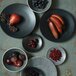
[0,3,36,38]
[40,9,75,42]
[22,34,43,53]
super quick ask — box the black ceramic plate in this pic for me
[1,3,36,38]
[22,34,43,52]
[40,9,75,42]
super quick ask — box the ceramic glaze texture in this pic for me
[0,0,76,76]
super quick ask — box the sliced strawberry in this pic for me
[51,14,64,25]
[50,16,62,34]
[48,20,59,39]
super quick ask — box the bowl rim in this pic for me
[27,0,52,13]
[2,47,28,72]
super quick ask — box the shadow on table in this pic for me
[51,0,60,8]
[31,13,40,33]
[73,16,76,36]
[56,66,61,76]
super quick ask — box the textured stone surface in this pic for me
[0,0,76,76]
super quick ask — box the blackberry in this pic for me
[31,0,48,9]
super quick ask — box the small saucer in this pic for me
[47,47,66,65]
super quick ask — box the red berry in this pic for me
[19,54,26,61]
[49,48,62,61]
[12,52,20,57]
[14,60,23,67]
[6,58,12,65]
[31,44,36,48]
[9,13,21,26]
[10,56,18,63]
[27,39,38,48]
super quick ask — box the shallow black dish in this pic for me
[22,34,43,53]
[40,9,75,42]
[21,67,44,76]
[0,3,36,38]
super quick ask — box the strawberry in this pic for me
[50,16,62,34]
[13,60,23,67]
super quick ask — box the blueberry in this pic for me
[32,0,48,9]
[38,5,42,8]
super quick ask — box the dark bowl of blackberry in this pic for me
[27,0,52,13]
